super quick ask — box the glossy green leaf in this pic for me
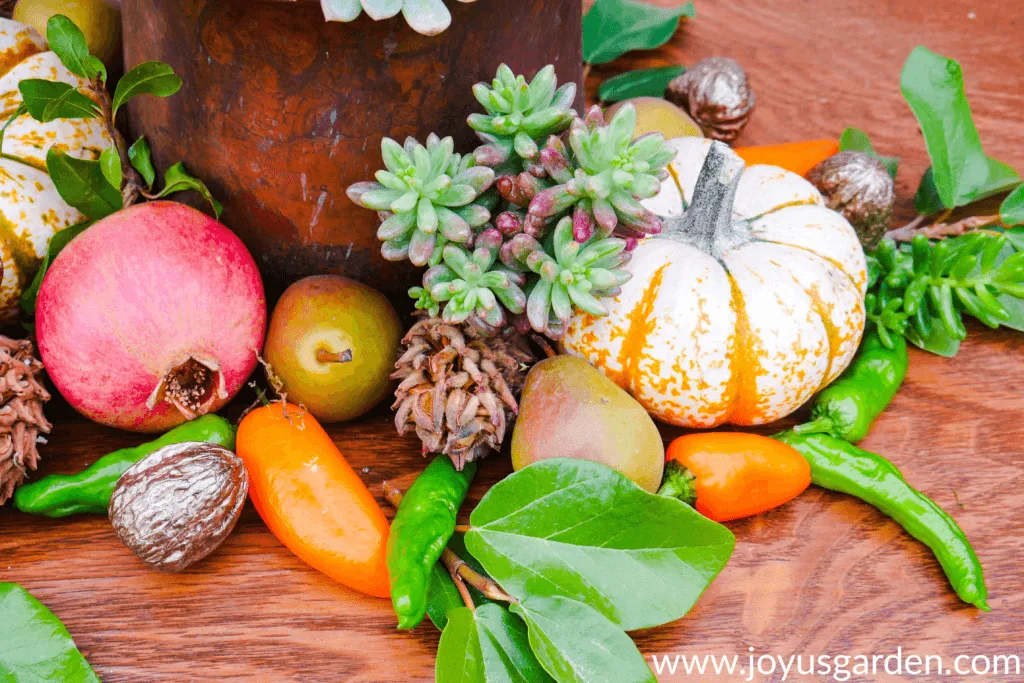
[905,313,961,357]
[838,127,899,178]
[511,596,655,683]
[0,583,100,682]
[19,221,91,315]
[112,61,183,118]
[598,66,685,103]
[128,136,156,188]
[974,240,1024,333]
[583,0,695,65]
[1001,185,1024,227]
[465,459,735,631]
[18,80,100,121]
[436,604,553,683]
[83,55,106,83]
[425,563,464,631]
[901,47,1020,211]
[46,148,123,220]
[155,162,223,218]
[46,15,91,79]
[99,147,122,190]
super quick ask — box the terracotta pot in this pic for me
[121,0,583,299]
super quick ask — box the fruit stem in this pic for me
[317,349,353,364]
[793,417,835,436]
[657,460,698,506]
[671,141,745,253]
[383,481,516,606]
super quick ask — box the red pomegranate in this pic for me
[37,201,267,432]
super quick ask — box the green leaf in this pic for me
[18,80,100,122]
[46,148,123,220]
[154,162,223,218]
[582,0,695,65]
[46,15,91,79]
[99,147,122,190]
[425,563,464,631]
[913,167,945,215]
[0,583,100,682]
[112,61,183,119]
[19,221,91,315]
[83,55,106,83]
[128,136,156,188]
[598,65,685,103]
[838,127,899,178]
[436,604,553,683]
[464,459,735,631]
[901,46,1020,211]
[511,596,655,683]
[905,316,961,357]
[1001,185,1024,227]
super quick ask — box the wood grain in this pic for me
[4,1,1024,681]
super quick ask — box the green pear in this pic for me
[263,275,402,423]
[511,355,665,492]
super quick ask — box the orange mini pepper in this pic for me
[237,402,390,598]
[733,139,839,177]
[660,432,811,522]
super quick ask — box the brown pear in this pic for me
[511,355,665,492]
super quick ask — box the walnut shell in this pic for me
[807,151,895,249]
[666,57,755,142]
[109,441,248,572]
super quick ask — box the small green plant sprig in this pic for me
[349,63,674,338]
[866,232,1024,356]
[7,15,222,314]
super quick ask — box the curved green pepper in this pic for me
[13,414,236,518]
[386,455,476,630]
[796,327,908,442]
[775,430,988,611]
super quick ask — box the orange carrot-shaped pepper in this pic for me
[237,402,390,598]
[734,139,839,177]
[659,432,811,522]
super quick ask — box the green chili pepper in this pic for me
[386,455,476,630]
[13,414,236,518]
[795,327,908,442]
[775,430,989,611]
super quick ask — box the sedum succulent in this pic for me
[502,217,631,337]
[469,64,577,176]
[347,134,494,267]
[320,0,477,36]
[528,104,675,242]
[421,229,527,330]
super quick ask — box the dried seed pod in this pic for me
[666,57,756,142]
[807,151,895,249]
[109,441,248,572]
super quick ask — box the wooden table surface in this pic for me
[3,1,1024,681]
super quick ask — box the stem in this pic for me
[454,524,471,533]
[582,63,592,83]
[793,416,835,436]
[317,348,353,364]
[382,482,517,605]
[885,214,1002,243]
[92,77,142,207]
[656,460,698,506]
[447,561,476,610]
[672,141,744,252]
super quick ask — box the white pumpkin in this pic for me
[0,18,112,322]
[563,138,867,428]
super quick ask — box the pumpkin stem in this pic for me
[678,141,745,253]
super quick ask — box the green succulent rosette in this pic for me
[347,134,494,267]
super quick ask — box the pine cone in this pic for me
[391,318,535,469]
[0,336,52,505]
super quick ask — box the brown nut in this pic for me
[807,151,895,249]
[109,441,248,572]
[666,56,755,142]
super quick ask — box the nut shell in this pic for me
[109,441,248,572]
[666,57,755,142]
[807,151,895,249]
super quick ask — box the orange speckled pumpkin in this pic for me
[0,17,112,322]
[563,139,867,428]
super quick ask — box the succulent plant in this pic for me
[469,64,577,176]
[321,0,477,36]
[528,104,675,242]
[422,229,527,330]
[347,134,494,267]
[502,217,631,337]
